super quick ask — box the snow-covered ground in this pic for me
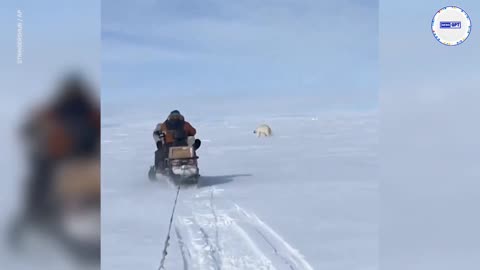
[101,102,378,270]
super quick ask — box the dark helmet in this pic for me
[52,74,96,115]
[168,110,183,121]
[55,74,90,103]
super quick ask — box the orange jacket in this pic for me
[159,121,196,144]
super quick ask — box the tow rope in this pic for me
[158,185,181,270]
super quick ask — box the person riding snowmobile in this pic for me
[22,75,100,219]
[153,110,201,171]
[9,75,100,263]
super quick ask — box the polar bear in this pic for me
[253,124,272,137]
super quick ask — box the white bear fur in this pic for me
[254,124,272,137]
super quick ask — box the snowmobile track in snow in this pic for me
[174,225,190,270]
[174,188,314,270]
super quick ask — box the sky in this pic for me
[102,0,378,110]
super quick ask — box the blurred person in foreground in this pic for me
[8,74,100,265]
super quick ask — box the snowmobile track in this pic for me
[194,219,222,270]
[250,227,296,270]
[174,188,314,270]
[237,206,314,270]
[175,225,190,270]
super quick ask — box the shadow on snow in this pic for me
[196,174,252,188]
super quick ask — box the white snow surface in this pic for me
[101,106,378,270]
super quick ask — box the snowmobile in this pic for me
[148,135,200,183]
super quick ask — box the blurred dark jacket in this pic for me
[23,84,100,161]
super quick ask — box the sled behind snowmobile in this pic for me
[149,145,200,184]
